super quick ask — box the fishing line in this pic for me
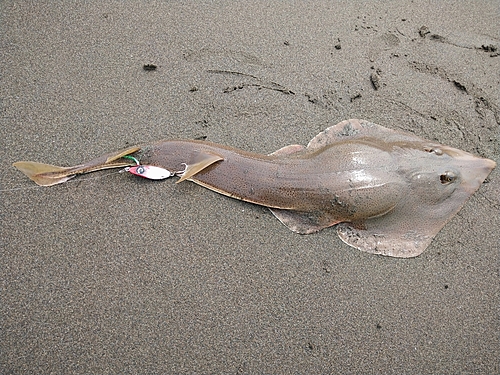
[0,169,126,193]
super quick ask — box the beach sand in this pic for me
[1,1,498,373]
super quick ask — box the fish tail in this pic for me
[13,146,142,186]
[12,161,78,186]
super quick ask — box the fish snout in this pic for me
[442,147,496,194]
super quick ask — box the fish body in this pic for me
[144,139,402,221]
[13,119,496,257]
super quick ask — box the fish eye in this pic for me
[440,171,457,184]
[137,166,145,174]
[424,146,443,155]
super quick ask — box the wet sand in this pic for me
[1,1,499,373]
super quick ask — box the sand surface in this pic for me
[1,1,499,374]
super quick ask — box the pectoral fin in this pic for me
[336,220,434,258]
[306,119,435,151]
[176,151,223,183]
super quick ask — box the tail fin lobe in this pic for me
[13,161,77,186]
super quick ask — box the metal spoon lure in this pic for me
[122,155,173,180]
[125,165,173,180]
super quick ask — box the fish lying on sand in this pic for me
[13,119,496,258]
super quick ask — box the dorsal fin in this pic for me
[176,151,223,183]
[105,146,141,163]
[268,144,305,156]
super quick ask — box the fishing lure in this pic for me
[123,155,174,180]
[126,165,173,180]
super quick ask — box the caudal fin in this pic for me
[13,161,77,186]
[13,146,142,186]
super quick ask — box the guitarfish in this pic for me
[13,119,496,257]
